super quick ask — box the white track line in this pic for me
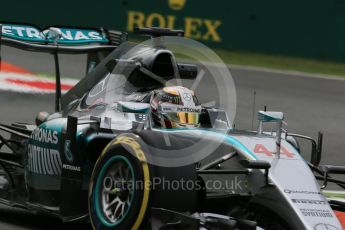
[229,64,345,82]
[180,58,345,81]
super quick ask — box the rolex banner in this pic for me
[1,0,345,61]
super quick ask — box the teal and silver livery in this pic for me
[1,24,108,44]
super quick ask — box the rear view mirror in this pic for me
[287,132,323,166]
[240,160,271,170]
[241,160,271,186]
[320,165,345,189]
[312,132,323,166]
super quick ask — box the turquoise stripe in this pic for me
[223,135,258,160]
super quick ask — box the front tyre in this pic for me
[89,140,151,230]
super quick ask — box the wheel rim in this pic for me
[95,155,135,227]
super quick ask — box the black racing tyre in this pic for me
[89,137,151,230]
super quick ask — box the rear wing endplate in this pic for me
[0,23,127,112]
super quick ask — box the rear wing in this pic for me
[0,23,128,111]
[0,23,127,53]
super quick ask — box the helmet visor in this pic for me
[163,112,200,126]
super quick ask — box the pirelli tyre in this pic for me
[88,134,200,230]
[88,136,151,230]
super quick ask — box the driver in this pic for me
[150,86,202,128]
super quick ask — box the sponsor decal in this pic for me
[30,128,58,144]
[28,128,63,175]
[300,209,334,218]
[135,114,147,121]
[127,11,222,42]
[113,136,147,162]
[292,199,328,205]
[161,107,172,112]
[27,144,62,175]
[314,223,339,230]
[62,164,81,172]
[284,189,321,195]
[182,92,192,101]
[1,24,44,42]
[64,140,74,163]
[42,28,107,44]
[1,24,108,44]
[127,0,222,43]
[176,107,201,113]
[254,144,295,158]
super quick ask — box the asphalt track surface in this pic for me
[0,46,345,229]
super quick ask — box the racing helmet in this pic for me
[150,86,201,128]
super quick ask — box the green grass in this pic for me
[323,191,345,199]
[214,49,345,77]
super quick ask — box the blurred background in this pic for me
[2,0,345,70]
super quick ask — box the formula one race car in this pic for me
[0,23,345,230]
